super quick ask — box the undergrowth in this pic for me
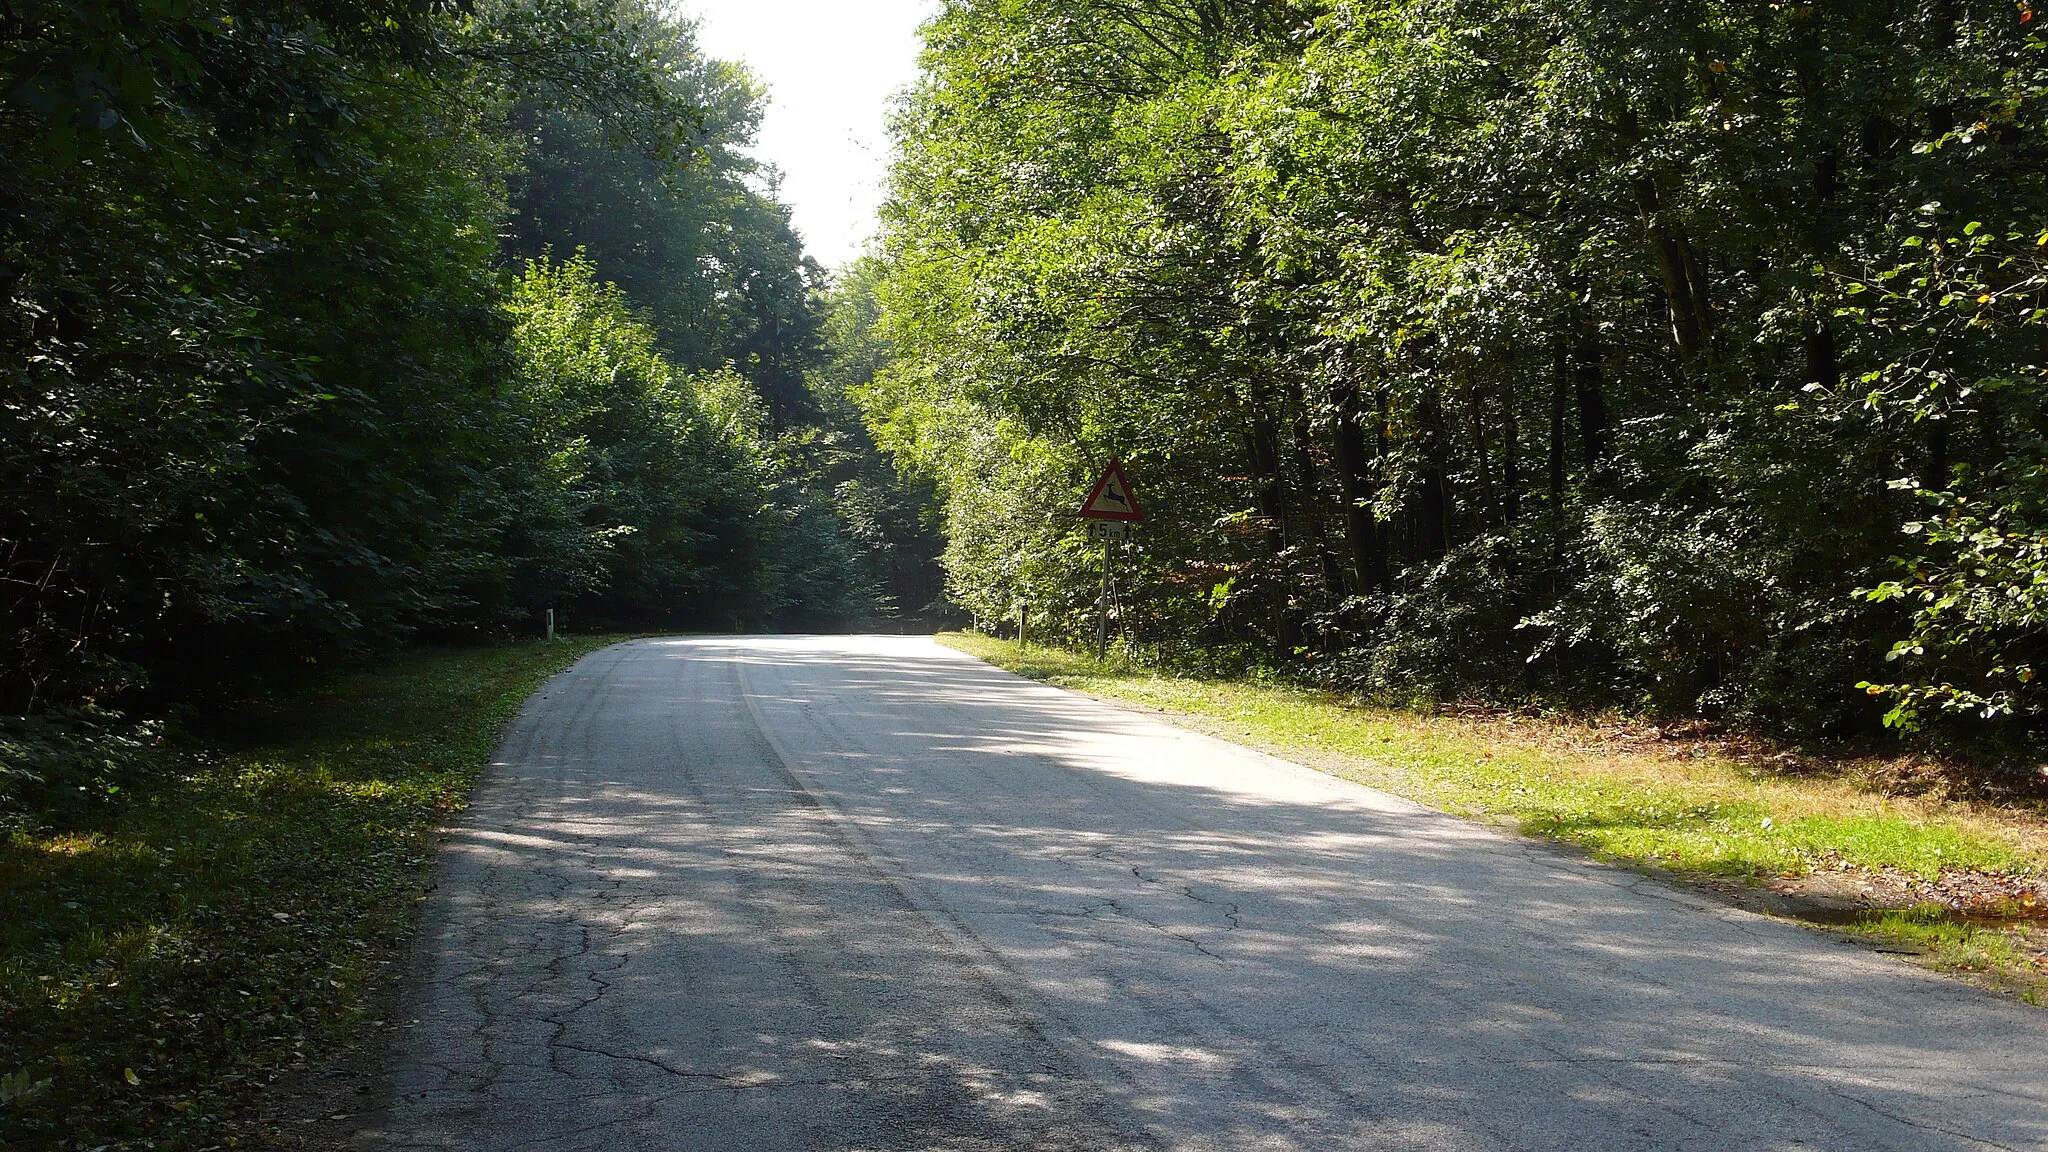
[0,636,617,1150]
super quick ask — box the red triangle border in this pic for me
[1078,460,1144,521]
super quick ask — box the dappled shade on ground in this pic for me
[371,637,2048,1151]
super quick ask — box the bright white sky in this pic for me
[682,0,938,271]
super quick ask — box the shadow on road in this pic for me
[368,636,2048,1152]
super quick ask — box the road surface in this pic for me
[364,636,2048,1150]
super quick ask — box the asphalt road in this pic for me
[364,636,2048,1151]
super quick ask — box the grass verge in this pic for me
[943,632,2048,1000]
[0,636,620,1150]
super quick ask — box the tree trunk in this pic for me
[1500,379,1522,526]
[1461,374,1499,529]
[1804,318,1837,390]
[1331,377,1387,593]
[1805,135,1842,390]
[1550,339,1568,519]
[1572,301,1609,472]
[1635,178,1710,360]
[1243,389,1297,656]
[1417,392,1452,559]
[1678,234,1715,341]
[1287,381,1346,597]
[1248,416,1290,550]
[1374,390,1394,584]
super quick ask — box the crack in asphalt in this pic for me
[1819,1081,2031,1151]
[368,636,2048,1152]
[1177,884,1242,931]
[546,1041,737,1082]
[1094,898,1222,961]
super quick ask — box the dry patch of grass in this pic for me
[943,632,2048,1001]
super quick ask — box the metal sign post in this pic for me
[1077,462,1144,663]
[1098,536,1111,661]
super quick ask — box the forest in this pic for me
[14,3,2048,1142]
[858,0,2048,758]
[8,0,2048,794]
[1,0,942,804]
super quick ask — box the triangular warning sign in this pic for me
[1079,460,1143,521]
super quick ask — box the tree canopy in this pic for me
[0,0,939,739]
[11,0,2047,768]
[860,0,2048,755]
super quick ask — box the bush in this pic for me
[0,709,165,829]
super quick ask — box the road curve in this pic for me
[364,636,2048,1151]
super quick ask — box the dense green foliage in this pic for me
[0,0,938,745]
[863,0,2048,753]
[503,28,828,424]
[1,5,947,1134]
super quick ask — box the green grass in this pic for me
[945,632,2048,995]
[0,636,619,1150]
[1852,906,2036,967]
